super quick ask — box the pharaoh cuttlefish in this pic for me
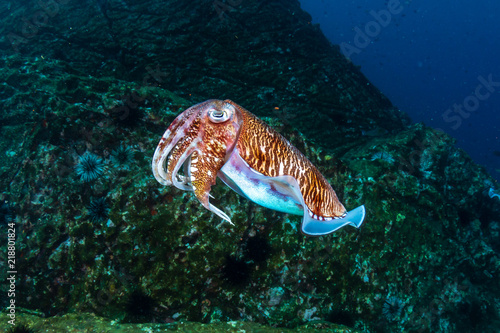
[152,99,365,235]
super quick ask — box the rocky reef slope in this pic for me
[0,1,499,332]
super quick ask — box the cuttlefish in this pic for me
[152,99,365,235]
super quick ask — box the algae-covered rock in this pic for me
[0,1,499,332]
[0,312,360,333]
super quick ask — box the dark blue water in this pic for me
[299,0,500,180]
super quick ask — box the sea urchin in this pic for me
[87,197,110,223]
[76,152,105,182]
[382,296,404,321]
[111,145,134,169]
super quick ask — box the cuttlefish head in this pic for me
[152,99,243,223]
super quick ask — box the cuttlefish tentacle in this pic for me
[189,150,224,208]
[190,150,233,224]
[166,136,200,190]
[152,105,201,185]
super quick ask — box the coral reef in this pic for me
[6,323,37,333]
[221,255,252,287]
[0,313,359,332]
[0,200,14,226]
[0,0,499,332]
[123,289,158,323]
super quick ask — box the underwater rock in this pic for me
[0,0,408,150]
[0,0,499,332]
[0,312,360,332]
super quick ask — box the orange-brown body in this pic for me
[152,99,365,235]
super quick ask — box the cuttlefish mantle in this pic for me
[152,99,366,236]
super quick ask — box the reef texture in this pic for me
[0,0,499,332]
[0,313,357,333]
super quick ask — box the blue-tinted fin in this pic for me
[301,205,366,236]
[489,188,500,200]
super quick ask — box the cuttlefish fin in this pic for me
[301,205,366,236]
[489,188,500,200]
[190,151,234,225]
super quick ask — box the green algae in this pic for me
[0,312,361,332]
[2,84,499,330]
[0,3,499,331]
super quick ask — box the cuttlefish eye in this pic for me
[208,103,234,123]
